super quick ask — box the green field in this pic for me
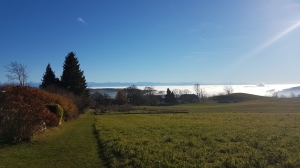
[1,94,300,167]
[0,113,104,168]
[95,95,300,167]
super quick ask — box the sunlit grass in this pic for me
[0,112,104,168]
[95,98,300,167]
[2,95,300,167]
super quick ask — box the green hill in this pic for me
[210,93,267,103]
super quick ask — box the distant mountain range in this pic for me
[87,82,195,87]
[3,81,249,88]
[87,82,248,87]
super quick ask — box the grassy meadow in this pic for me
[1,93,300,167]
[95,95,300,167]
[0,113,104,168]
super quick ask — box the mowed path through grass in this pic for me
[0,112,105,168]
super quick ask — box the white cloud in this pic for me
[78,17,86,24]
[256,83,265,87]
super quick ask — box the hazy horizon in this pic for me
[89,83,300,98]
[2,81,299,88]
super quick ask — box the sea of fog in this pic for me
[90,84,300,97]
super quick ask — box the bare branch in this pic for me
[4,62,29,86]
[194,84,200,98]
[223,85,234,95]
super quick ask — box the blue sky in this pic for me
[1,0,300,84]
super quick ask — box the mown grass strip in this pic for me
[0,112,104,168]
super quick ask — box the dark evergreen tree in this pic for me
[165,88,176,104]
[60,52,89,97]
[171,92,176,103]
[40,63,60,88]
[165,88,171,103]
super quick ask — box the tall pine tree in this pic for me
[60,52,89,97]
[165,88,176,104]
[40,63,60,88]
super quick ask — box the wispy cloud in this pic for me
[78,17,86,24]
[200,37,206,41]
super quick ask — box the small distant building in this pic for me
[156,95,166,105]
[178,94,199,103]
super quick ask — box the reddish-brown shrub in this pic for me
[40,87,79,120]
[0,85,79,143]
[38,89,79,121]
[42,85,89,114]
[0,86,58,142]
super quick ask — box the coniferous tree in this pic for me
[171,92,176,103]
[165,88,171,103]
[60,52,89,97]
[165,88,176,104]
[165,88,175,104]
[40,63,60,88]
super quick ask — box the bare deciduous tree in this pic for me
[199,87,206,99]
[144,86,158,106]
[280,94,286,98]
[144,86,157,95]
[157,90,165,96]
[172,89,182,98]
[194,84,207,99]
[125,85,144,105]
[272,92,278,98]
[290,92,295,98]
[182,89,191,94]
[194,84,200,98]
[4,62,29,86]
[223,85,234,95]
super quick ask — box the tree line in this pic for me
[3,52,90,113]
[0,51,87,143]
[90,85,199,108]
[90,84,237,108]
[39,52,89,112]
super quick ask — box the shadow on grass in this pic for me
[0,140,7,149]
[93,123,110,168]
[0,139,16,149]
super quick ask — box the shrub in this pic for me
[46,104,64,125]
[37,89,79,121]
[0,86,57,142]
[42,85,88,114]
[0,85,79,143]
[50,93,78,121]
